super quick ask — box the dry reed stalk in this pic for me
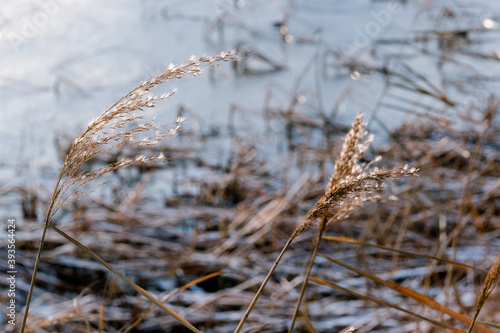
[21,51,238,333]
[318,253,495,333]
[234,113,418,333]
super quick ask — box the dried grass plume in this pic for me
[293,112,418,238]
[45,51,237,223]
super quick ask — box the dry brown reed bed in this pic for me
[2,84,500,332]
[3,9,500,330]
[3,97,499,332]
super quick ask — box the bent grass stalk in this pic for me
[288,217,327,333]
[49,223,201,333]
[21,51,238,333]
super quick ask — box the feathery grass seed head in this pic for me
[292,113,418,238]
[45,51,238,223]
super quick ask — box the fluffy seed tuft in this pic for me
[292,113,418,238]
[45,51,238,223]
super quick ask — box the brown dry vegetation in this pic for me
[3,71,500,332]
[2,3,500,333]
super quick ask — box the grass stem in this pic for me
[234,237,294,333]
[20,221,49,333]
[48,222,202,333]
[288,217,327,333]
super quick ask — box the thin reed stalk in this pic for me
[288,216,327,332]
[20,222,49,333]
[48,222,202,333]
[234,237,294,333]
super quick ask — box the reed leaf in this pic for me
[49,223,202,333]
[310,277,466,333]
[317,253,495,333]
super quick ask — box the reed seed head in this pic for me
[45,51,238,223]
[293,113,418,238]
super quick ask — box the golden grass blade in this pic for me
[179,271,225,292]
[99,301,105,333]
[310,277,466,333]
[99,278,109,333]
[322,236,485,272]
[318,253,495,333]
[121,272,225,333]
[48,222,202,333]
